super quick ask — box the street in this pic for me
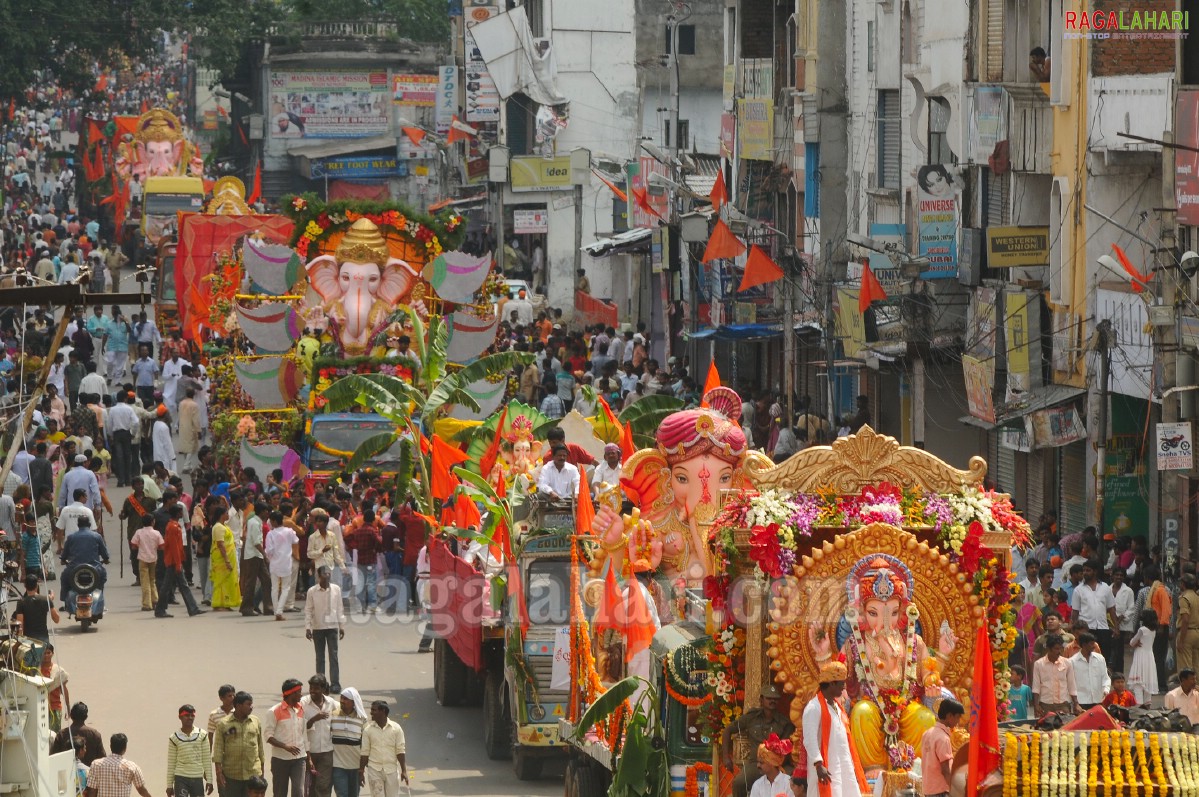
[50,492,563,797]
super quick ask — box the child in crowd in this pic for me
[1128,609,1160,704]
[1009,665,1033,720]
[1102,673,1137,708]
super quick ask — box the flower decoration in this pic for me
[283,195,463,262]
[291,196,307,212]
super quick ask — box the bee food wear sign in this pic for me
[1156,422,1193,471]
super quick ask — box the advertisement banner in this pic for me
[268,71,390,139]
[719,113,736,160]
[1029,405,1087,449]
[986,226,1050,268]
[971,86,1007,163]
[463,5,501,123]
[916,165,959,278]
[512,208,548,234]
[1177,90,1199,226]
[392,74,437,106]
[963,354,996,423]
[309,156,408,179]
[627,156,670,228]
[1157,422,1194,471]
[435,66,458,134]
[836,288,867,360]
[1004,287,1042,400]
[737,99,773,161]
[510,155,572,191]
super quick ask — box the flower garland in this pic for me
[684,762,713,797]
[697,623,745,739]
[663,645,712,708]
[846,600,919,768]
[283,195,465,262]
[1003,731,1199,796]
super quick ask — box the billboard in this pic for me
[1178,90,1199,226]
[916,164,959,278]
[737,99,773,161]
[268,71,390,139]
[435,66,458,134]
[463,5,501,123]
[392,74,437,106]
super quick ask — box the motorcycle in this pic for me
[1161,434,1192,453]
[62,562,106,631]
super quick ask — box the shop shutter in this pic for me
[1026,449,1046,525]
[995,438,1017,498]
[985,0,1004,82]
[1058,442,1089,535]
[878,91,901,189]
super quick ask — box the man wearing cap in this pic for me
[801,661,866,797]
[592,444,622,494]
[58,453,101,513]
[722,683,796,797]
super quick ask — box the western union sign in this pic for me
[986,226,1050,268]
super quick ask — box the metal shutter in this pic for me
[995,438,1017,498]
[1026,449,1046,525]
[986,170,1010,226]
[879,91,900,189]
[985,0,1004,82]
[1058,442,1088,535]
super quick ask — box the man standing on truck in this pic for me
[722,684,796,797]
[801,661,866,797]
[536,444,580,501]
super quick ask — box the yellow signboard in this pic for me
[737,99,773,161]
[836,288,867,360]
[510,156,573,192]
[986,226,1050,268]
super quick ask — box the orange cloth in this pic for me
[817,692,867,797]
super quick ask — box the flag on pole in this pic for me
[431,436,469,501]
[447,115,477,144]
[966,622,1001,797]
[593,563,622,635]
[478,406,509,482]
[710,166,728,211]
[858,262,888,314]
[738,245,784,291]
[402,127,427,147]
[575,468,595,536]
[632,186,662,219]
[702,219,746,263]
[701,362,721,406]
[620,421,636,463]
[247,160,262,206]
[593,169,628,203]
[1111,243,1150,293]
[623,577,656,663]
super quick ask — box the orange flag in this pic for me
[431,436,469,501]
[632,185,662,220]
[596,394,621,437]
[402,126,426,147]
[447,115,477,144]
[478,406,508,481]
[710,166,728,211]
[576,468,595,536]
[247,160,262,205]
[491,476,514,562]
[452,492,482,530]
[1111,243,1150,293]
[858,262,888,314]
[623,578,657,663]
[738,245,784,291]
[702,218,746,263]
[966,623,1001,797]
[620,421,636,463]
[508,556,530,636]
[593,169,628,203]
[702,362,721,398]
[593,564,623,634]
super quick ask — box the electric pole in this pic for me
[1094,319,1113,539]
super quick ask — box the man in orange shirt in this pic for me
[920,700,963,797]
[155,504,205,618]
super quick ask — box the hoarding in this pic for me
[268,71,390,139]
[737,99,773,161]
[916,164,959,278]
[463,5,501,123]
[1177,90,1199,225]
[392,74,437,106]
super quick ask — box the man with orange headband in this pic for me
[262,679,307,797]
[801,661,866,797]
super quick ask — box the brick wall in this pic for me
[740,0,775,58]
[1090,0,1177,76]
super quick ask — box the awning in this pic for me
[687,323,782,342]
[583,227,653,257]
[684,154,722,196]
[287,135,398,160]
[958,384,1086,431]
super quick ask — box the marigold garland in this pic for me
[663,675,712,709]
[684,762,713,797]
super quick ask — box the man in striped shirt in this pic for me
[166,705,213,797]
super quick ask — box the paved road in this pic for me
[48,484,564,797]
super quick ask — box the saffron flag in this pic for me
[702,218,746,263]
[447,115,477,143]
[966,623,1001,797]
[738,245,784,291]
[623,578,656,663]
[247,160,262,206]
[452,491,482,530]
[508,557,530,636]
[858,262,888,314]
[491,476,514,562]
[710,166,728,211]
[632,185,662,219]
[593,169,628,203]
[431,436,469,501]
[593,563,622,635]
[478,406,508,482]
[1111,243,1150,293]
[702,362,721,398]
[575,466,595,536]
[620,421,636,463]
[596,394,622,440]
[402,126,426,147]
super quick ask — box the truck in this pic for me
[302,413,407,487]
[429,497,574,780]
[0,638,77,797]
[154,237,178,332]
[141,176,205,242]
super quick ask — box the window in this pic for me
[984,169,1010,226]
[867,21,875,72]
[805,143,821,217]
[521,0,544,37]
[902,2,915,65]
[666,24,696,55]
[505,93,536,156]
[928,97,953,165]
[1003,0,1046,83]
[664,119,690,151]
[877,90,901,189]
[1048,0,1068,105]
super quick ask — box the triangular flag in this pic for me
[596,394,622,441]
[858,262,888,314]
[447,115,477,144]
[620,421,636,463]
[623,578,656,663]
[478,406,508,483]
[966,622,1001,797]
[702,218,746,263]
[593,169,628,203]
[593,563,622,635]
[452,491,482,530]
[402,126,426,147]
[493,476,514,562]
[701,362,721,402]
[1111,243,1150,293]
[738,245,784,291]
[575,467,595,536]
[247,160,262,206]
[632,185,662,219]
[431,436,469,501]
[710,166,728,211]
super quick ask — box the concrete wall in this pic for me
[639,87,724,154]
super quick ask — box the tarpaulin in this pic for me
[234,302,302,352]
[423,251,492,303]
[243,237,303,296]
[233,356,303,408]
[468,6,567,106]
[175,213,294,335]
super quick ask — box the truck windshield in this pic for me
[158,254,176,302]
[308,419,404,470]
[525,559,571,625]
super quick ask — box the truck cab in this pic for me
[141,176,205,242]
[154,237,178,332]
[303,413,405,488]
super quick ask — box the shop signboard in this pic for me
[268,70,390,139]
[1029,405,1087,448]
[1157,421,1193,471]
[308,156,408,179]
[1177,90,1199,225]
[963,354,996,423]
[1004,287,1042,400]
[392,74,438,106]
[985,226,1050,268]
[510,155,572,191]
[513,208,548,234]
[737,99,773,161]
[970,86,1007,163]
[435,66,458,134]
[463,5,501,123]
[916,165,959,278]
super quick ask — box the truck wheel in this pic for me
[512,748,543,781]
[433,639,445,703]
[570,760,607,797]
[435,639,468,707]
[466,669,485,707]
[483,672,512,760]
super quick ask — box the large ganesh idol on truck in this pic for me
[114,108,204,180]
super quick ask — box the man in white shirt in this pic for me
[359,701,408,797]
[304,567,346,692]
[592,444,622,493]
[1070,559,1118,663]
[161,353,191,421]
[1166,669,1199,727]
[1111,567,1138,674]
[263,679,307,797]
[79,365,107,400]
[300,674,337,796]
[265,521,299,622]
[537,445,580,501]
[56,488,97,540]
[1069,632,1111,709]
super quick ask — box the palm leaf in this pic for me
[425,351,532,419]
[422,313,448,387]
[573,676,642,739]
[321,373,420,414]
[405,307,429,370]
[344,431,400,473]
[453,466,500,504]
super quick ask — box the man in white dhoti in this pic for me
[161,352,191,423]
[802,661,867,797]
[152,405,177,474]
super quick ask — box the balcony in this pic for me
[964,83,1051,173]
[1088,74,1174,154]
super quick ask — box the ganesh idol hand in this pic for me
[938,620,958,656]
[808,624,833,662]
[595,505,625,546]
[627,520,663,570]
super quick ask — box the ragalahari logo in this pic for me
[1064,9,1189,39]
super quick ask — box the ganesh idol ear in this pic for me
[377,257,419,305]
[620,448,668,510]
[305,254,341,302]
[172,139,185,164]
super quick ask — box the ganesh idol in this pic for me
[486,414,544,488]
[306,218,420,355]
[808,554,958,771]
[114,108,204,181]
[595,386,751,587]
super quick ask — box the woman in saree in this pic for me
[209,504,241,610]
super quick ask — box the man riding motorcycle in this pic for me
[59,516,109,612]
